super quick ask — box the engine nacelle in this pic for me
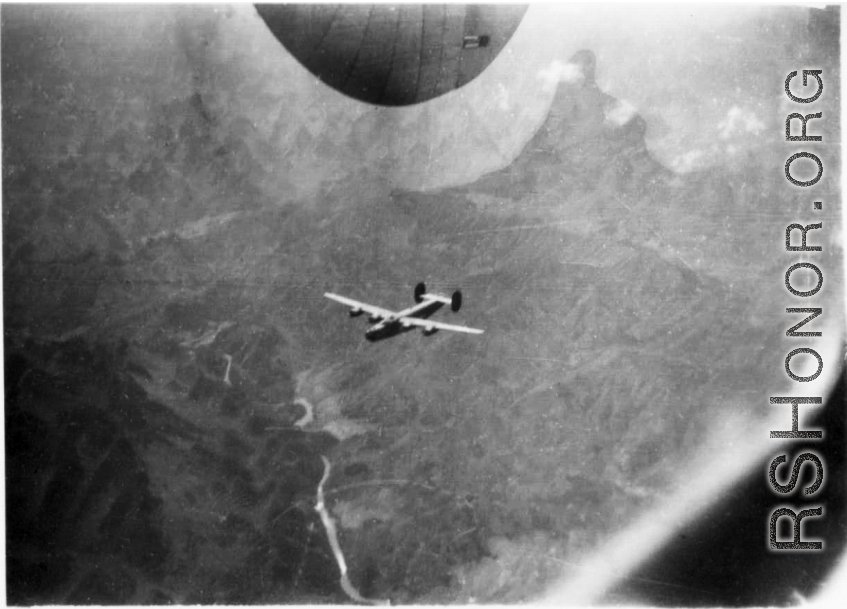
[422,326,439,336]
[451,290,462,312]
[368,314,382,323]
[349,308,364,317]
[414,282,426,304]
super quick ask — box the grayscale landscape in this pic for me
[3,4,843,605]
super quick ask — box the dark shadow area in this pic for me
[606,358,847,606]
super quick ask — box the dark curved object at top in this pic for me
[255,4,528,106]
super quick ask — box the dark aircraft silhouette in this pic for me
[325,282,484,341]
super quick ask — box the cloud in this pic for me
[717,106,766,140]
[536,60,584,92]
[604,99,638,127]
[670,105,768,173]
[670,149,706,174]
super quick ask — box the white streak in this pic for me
[180,321,235,349]
[223,354,232,386]
[293,397,314,428]
[315,456,390,605]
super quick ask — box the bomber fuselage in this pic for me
[364,299,444,341]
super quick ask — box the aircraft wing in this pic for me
[324,292,394,319]
[399,316,484,335]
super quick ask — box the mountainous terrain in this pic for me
[3,4,842,605]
